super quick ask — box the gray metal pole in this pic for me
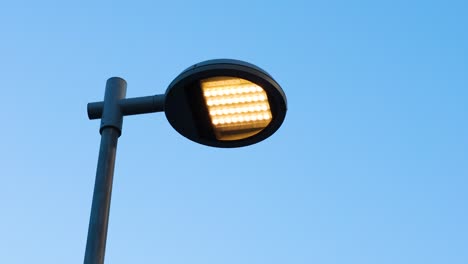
[84,78,127,264]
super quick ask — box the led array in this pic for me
[201,77,273,141]
[204,86,263,97]
[206,94,267,106]
[212,112,271,125]
[209,104,269,116]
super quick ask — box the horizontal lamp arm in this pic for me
[88,94,165,120]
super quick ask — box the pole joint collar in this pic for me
[99,77,127,136]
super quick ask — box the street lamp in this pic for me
[84,59,287,264]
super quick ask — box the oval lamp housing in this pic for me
[164,59,287,148]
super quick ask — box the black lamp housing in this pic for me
[164,59,287,148]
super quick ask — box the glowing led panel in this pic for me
[201,77,272,141]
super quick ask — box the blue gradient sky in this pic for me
[1,1,467,263]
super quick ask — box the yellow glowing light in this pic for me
[201,77,272,141]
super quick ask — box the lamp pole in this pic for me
[84,78,165,264]
[84,77,126,264]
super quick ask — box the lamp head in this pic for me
[164,59,287,148]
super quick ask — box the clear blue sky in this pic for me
[1,1,467,263]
